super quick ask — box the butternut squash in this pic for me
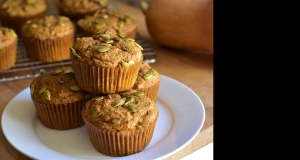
[143,0,213,53]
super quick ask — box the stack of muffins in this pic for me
[29,31,161,157]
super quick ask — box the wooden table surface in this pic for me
[0,1,213,159]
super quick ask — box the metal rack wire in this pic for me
[0,0,156,82]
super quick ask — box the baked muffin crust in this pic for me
[82,89,158,132]
[21,15,75,40]
[71,32,143,67]
[30,67,90,105]
[0,0,47,17]
[77,9,136,37]
[0,27,17,49]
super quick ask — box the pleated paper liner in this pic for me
[32,100,85,130]
[83,114,158,157]
[71,56,142,94]
[0,38,17,72]
[134,78,161,102]
[22,31,74,63]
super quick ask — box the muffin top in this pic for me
[0,27,17,49]
[0,0,47,17]
[133,62,160,89]
[21,15,75,40]
[82,89,158,132]
[59,0,108,14]
[77,9,136,37]
[71,32,143,67]
[30,67,91,105]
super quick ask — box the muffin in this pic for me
[133,62,161,102]
[77,9,137,38]
[0,0,47,35]
[0,27,18,72]
[70,31,143,94]
[58,0,108,27]
[21,15,76,63]
[82,89,159,156]
[29,67,92,130]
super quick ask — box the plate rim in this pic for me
[1,74,205,160]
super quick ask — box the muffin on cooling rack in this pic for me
[0,0,47,35]
[82,89,159,156]
[30,67,92,130]
[133,62,161,102]
[0,27,18,72]
[70,31,143,94]
[77,9,137,38]
[21,15,75,63]
[58,0,108,27]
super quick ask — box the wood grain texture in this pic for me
[0,0,213,159]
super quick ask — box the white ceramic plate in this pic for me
[1,75,205,160]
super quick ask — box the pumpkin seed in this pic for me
[30,85,34,95]
[44,90,51,100]
[59,16,69,21]
[8,10,16,17]
[117,20,124,28]
[125,37,135,42]
[134,42,143,50]
[105,39,114,44]
[121,61,129,68]
[26,20,31,24]
[38,87,46,94]
[59,23,65,27]
[96,23,105,29]
[114,36,121,41]
[66,74,75,80]
[95,96,104,101]
[9,29,17,37]
[51,69,62,75]
[26,0,37,4]
[99,42,111,46]
[31,24,38,28]
[111,118,121,124]
[99,33,111,40]
[98,46,110,52]
[128,60,135,65]
[58,78,64,83]
[101,14,108,19]
[70,47,79,58]
[143,73,153,80]
[40,69,46,75]
[99,0,107,7]
[124,96,134,105]
[116,29,125,38]
[128,105,136,112]
[70,85,81,91]
[124,17,132,23]
[139,122,149,127]
[92,110,102,117]
[133,92,144,97]
[64,67,74,74]
[112,98,126,107]
[151,68,158,74]
[136,76,145,84]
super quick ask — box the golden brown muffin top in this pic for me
[21,15,75,40]
[133,62,160,89]
[0,0,47,17]
[59,0,108,14]
[71,32,143,67]
[82,89,158,132]
[30,67,91,105]
[77,9,136,37]
[0,27,17,49]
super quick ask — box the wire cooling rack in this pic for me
[0,0,156,82]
